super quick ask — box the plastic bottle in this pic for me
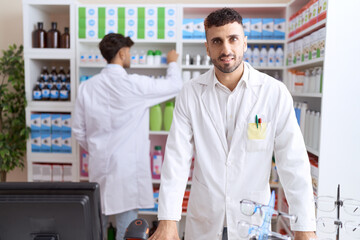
[50,84,59,101]
[309,68,317,93]
[66,69,71,91]
[315,67,322,93]
[139,50,146,64]
[163,102,174,131]
[58,66,66,82]
[152,146,163,179]
[41,84,50,101]
[260,45,268,67]
[59,83,69,101]
[33,83,42,101]
[252,45,260,67]
[38,76,45,90]
[150,104,162,131]
[304,69,310,93]
[47,22,61,48]
[161,53,167,64]
[275,45,284,67]
[308,111,315,148]
[131,50,139,65]
[300,102,308,136]
[50,66,58,82]
[244,46,252,64]
[154,50,162,65]
[305,110,311,145]
[267,45,275,67]
[32,22,46,48]
[147,50,154,65]
[41,66,49,82]
[313,112,320,151]
[60,27,70,48]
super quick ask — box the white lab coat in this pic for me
[72,63,182,215]
[158,62,316,240]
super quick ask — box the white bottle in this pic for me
[260,45,268,67]
[138,50,146,64]
[308,111,316,148]
[252,45,260,67]
[275,45,284,67]
[147,50,154,65]
[309,68,316,93]
[313,112,320,150]
[244,46,252,64]
[304,69,310,93]
[131,50,139,65]
[305,110,311,146]
[267,45,276,67]
[300,102,308,136]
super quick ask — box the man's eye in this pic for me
[231,37,238,42]
[212,40,221,44]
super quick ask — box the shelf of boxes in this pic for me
[286,56,324,69]
[290,92,322,98]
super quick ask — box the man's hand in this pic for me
[167,50,179,64]
[148,220,180,240]
[294,231,317,240]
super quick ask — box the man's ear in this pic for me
[243,35,248,53]
[118,48,125,60]
[205,41,210,57]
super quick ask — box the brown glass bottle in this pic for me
[47,22,61,48]
[32,22,46,48]
[60,27,70,48]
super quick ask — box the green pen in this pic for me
[255,115,258,129]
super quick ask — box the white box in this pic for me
[31,114,41,132]
[242,18,250,37]
[41,113,51,133]
[250,18,262,40]
[310,31,318,60]
[63,165,73,182]
[42,164,52,181]
[287,42,294,66]
[262,18,274,39]
[294,39,303,64]
[317,27,326,58]
[41,133,51,153]
[182,19,193,39]
[302,36,311,62]
[52,165,63,182]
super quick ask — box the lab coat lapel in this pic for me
[201,83,228,154]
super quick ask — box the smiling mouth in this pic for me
[219,55,235,63]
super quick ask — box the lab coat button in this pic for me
[226,161,232,166]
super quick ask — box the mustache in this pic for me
[218,54,236,60]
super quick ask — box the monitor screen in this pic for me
[0,182,103,240]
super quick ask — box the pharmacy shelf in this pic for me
[78,39,176,44]
[286,57,324,70]
[27,101,74,112]
[181,39,286,44]
[290,92,322,98]
[24,49,74,59]
[28,153,75,164]
[182,65,211,70]
[288,18,327,42]
[306,146,319,157]
[79,63,169,69]
[149,131,169,136]
[255,66,285,71]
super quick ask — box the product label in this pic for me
[60,90,69,100]
[152,154,163,175]
[33,90,42,100]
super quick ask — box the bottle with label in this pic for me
[161,53,167,64]
[32,22,46,48]
[47,22,61,48]
[163,102,174,131]
[147,50,155,65]
[152,146,163,179]
[260,45,268,67]
[50,66,58,82]
[41,66,49,82]
[50,84,59,101]
[275,45,284,67]
[59,83,69,101]
[58,66,66,82]
[244,46,252,64]
[60,27,70,48]
[154,50,162,65]
[107,223,116,240]
[139,50,146,64]
[267,45,275,67]
[38,76,45,90]
[41,84,50,101]
[66,69,71,91]
[252,45,260,67]
[131,50,139,65]
[150,104,162,131]
[33,83,42,101]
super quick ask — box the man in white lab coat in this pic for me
[72,33,182,240]
[150,8,317,240]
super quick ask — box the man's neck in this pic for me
[215,62,244,91]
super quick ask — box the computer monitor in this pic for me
[0,182,103,240]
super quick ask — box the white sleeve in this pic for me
[129,62,183,107]
[72,84,88,151]
[274,83,316,231]
[158,83,194,221]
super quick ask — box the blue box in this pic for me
[250,18,262,40]
[51,114,62,133]
[31,132,41,152]
[274,18,285,40]
[62,132,72,153]
[51,133,62,153]
[262,18,274,39]
[41,133,51,153]
[61,114,72,133]
[40,113,51,133]
[193,18,205,39]
[30,114,41,132]
[243,18,251,38]
[182,19,193,39]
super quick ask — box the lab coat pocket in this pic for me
[246,122,271,152]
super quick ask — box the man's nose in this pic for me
[222,41,232,55]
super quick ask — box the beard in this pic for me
[211,53,243,73]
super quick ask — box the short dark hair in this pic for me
[99,33,134,63]
[204,8,243,34]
